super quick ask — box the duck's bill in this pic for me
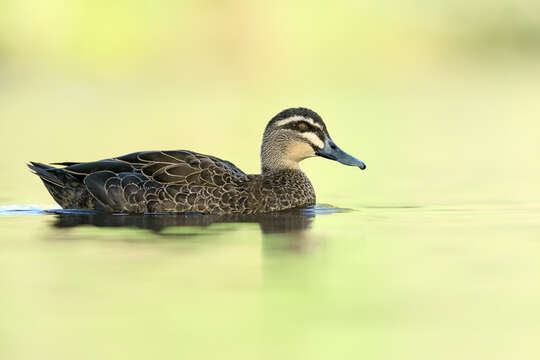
[316,137,366,170]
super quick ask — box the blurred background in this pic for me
[1,1,540,359]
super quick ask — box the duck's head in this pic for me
[261,107,366,173]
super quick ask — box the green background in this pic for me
[1,1,539,359]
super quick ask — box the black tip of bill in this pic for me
[316,137,366,170]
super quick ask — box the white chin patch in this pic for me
[301,132,324,149]
[275,115,323,129]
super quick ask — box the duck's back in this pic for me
[29,150,315,214]
[30,150,251,214]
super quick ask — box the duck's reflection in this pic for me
[48,205,348,252]
[50,208,317,234]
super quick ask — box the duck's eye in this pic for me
[297,123,308,131]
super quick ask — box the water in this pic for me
[1,201,539,359]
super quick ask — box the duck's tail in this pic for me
[27,162,65,188]
[28,162,94,209]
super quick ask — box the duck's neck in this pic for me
[260,140,301,174]
[261,158,301,174]
[260,131,320,174]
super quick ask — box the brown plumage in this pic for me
[29,107,366,214]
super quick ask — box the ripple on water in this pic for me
[0,204,52,216]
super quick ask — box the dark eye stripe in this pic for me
[279,121,326,150]
[282,121,319,133]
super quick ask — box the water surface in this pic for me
[1,201,539,359]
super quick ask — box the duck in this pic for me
[28,107,366,214]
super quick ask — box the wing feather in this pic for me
[47,150,249,213]
[115,150,248,186]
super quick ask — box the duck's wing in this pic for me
[59,150,250,212]
[59,150,248,183]
[115,150,248,183]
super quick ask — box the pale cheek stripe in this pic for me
[275,116,323,129]
[301,132,324,149]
